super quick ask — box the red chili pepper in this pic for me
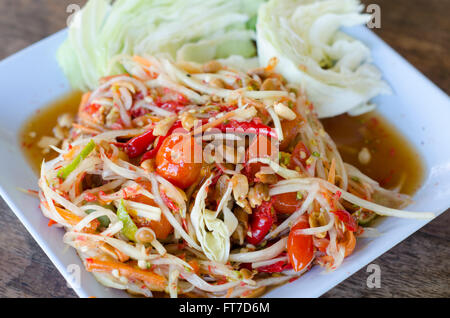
[240,252,292,273]
[161,191,179,212]
[84,193,97,202]
[127,130,157,158]
[141,121,184,162]
[158,101,187,113]
[216,119,278,139]
[246,200,276,245]
[331,210,357,232]
[210,169,224,187]
[116,130,157,158]
[84,103,101,115]
[154,93,189,113]
[257,260,292,273]
[131,107,149,118]
[219,105,238,112]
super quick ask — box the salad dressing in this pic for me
[321,113,425,195]
[20,91,82,173]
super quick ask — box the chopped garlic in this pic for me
[37,136,59,151]
[57,113,74,128]
[358,147,371,165]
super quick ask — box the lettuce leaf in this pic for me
[257,0,392,118]
[58,0,264,91]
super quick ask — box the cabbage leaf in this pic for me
[257,0,392,118]
[190,177,232,264]
[58,0,264,91]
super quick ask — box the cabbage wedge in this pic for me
[257,0,392,118]
[58,0,264,91]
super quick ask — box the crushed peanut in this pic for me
[231,174,249,202]
[274,103,297,120]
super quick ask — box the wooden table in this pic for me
[0,0,448,298]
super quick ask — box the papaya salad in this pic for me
[37,55,433,298]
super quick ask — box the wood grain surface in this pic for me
[0,0,448,298]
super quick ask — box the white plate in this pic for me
[0,27,449,298]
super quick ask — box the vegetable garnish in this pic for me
[120,129,157,158]
[58,0,264,91]
[57,140,96,179]
[116,199,139,242]
[85,258,166,291]
[257,0,392,118]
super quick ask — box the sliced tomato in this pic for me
[313,237,330,253]
[287,219,314,272]
[273,192,302,214]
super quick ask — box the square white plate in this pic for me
[0,27,449,298]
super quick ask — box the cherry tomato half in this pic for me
[131,182,174,240]
[245,135,278,181]
[156,134,202,190]
[273,192,302,214]
[287,219,314,272]
[279,117,301,151]
[289,141,311,169]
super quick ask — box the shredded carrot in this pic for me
[328,158,336,184]
[187,260,200,275]
[77,110,105,130]
[17,187,39,198]
[42,202,81,225]
[85,258,166,291]
[42,202,98,233]
[114,249,130,263]
[79,92,91,111]
[148,116,161,122]
[74,172,86,197]
[319,186,335,210]
[341,231,356,257]
[101,242,130,263]
[225,287,234,298]
[319,255,334,264]
[138,115,161,129]
[265,57,279,72]
[63,145,79,161]
[72,123,101,135]
[347,183,367,200]
[191,111,236,136]
[133,55,152,68]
